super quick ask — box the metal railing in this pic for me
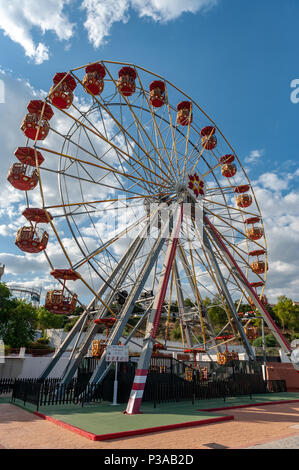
[3,376,287,410]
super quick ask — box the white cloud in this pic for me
[257,172,290,191]
[131,0,218,22]
[0,0,219,60]
[0,0,74,64]
[81,0,218,47]
[81,0,130,48]
[245,148,264,164]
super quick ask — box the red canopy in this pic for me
[15,147,44,167]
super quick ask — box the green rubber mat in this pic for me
[6,393,299,436]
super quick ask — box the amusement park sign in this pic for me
[106,344,129,362]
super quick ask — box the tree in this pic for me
[273,296,297,332]
[73,305,84,315]
[64,316,80,332]
[0,298,37,348]
[36,306,66,336]
[0,283,12,317]
[207,295,228,327]
[184,298,193,308]
[252,334,277,348]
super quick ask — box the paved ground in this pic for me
[248,433,299,449]
[0,396,299,449]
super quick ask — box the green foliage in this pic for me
[73,305,84,315]
[64,316,80,332]
[0,283,12,314]
[132,303,144,314]
[207,295,228,327]
[28,341,53,350]
[252,334,277,347]
[184,298,193,308]
[0,297,37,348]
[168,321,182,341]
[237,303,253,313]
[36,337,49,345]
[36,306,66,333]
[273,296,299,332]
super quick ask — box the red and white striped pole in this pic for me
[125,203,183,415]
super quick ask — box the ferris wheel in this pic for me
[7,60,293,413]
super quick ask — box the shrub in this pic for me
[252,334,277,347]
[36,337,49,345]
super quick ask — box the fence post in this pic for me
[24,381,27,407]
[36,383,41,412]
[192,376,195,405]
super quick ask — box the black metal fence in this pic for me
[1,356,288,410]
[2,375,287,410]
[144,377,287,406]
[0,378,15,394]
[10,378,103,410]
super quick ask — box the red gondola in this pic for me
[246,226,264,241]
[200,126,217,150]
[15,208,53,253]
[83,63,106,96]
[49,72,76,109]
[250,281,264,288]
[249,249,266,257]
[149,80,166,108]
[15,226,49,253]
[245,326,259,340]
[45,290,78,315]
[117,67,136,96]
[45,268,80,315]
[236,194,252,208]
[94,317,116,328]
[7,163,39,191]
[22,208,53,224]
[244,216,260,225]
[251,260,268,274]
[221,163,237,178]
[234,184,250,193]
[220,154,235,164]
[184,348,206,354]
[50,269,81,281]
[15,147,44,166]
[21,100,53,140]
[177,101,192,126]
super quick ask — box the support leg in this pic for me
[125,204,183,414]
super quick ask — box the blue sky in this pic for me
[0,0,298,303]
[1,0,298,179]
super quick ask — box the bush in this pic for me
[28,342,52,350]
[252,334,277,347]
[4,345,11,355]
[64,316,79,332]
[27,342,55,356]
[36,337,49,345]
